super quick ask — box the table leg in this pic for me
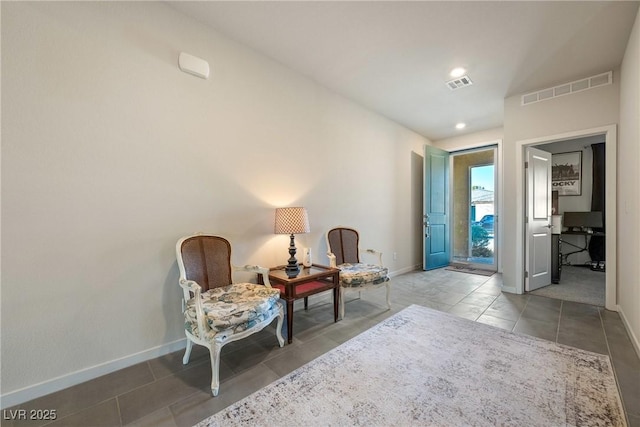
[304,296,308,310]
[286,299,294,344]
[333,284,339,322]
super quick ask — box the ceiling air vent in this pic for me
[521,71,612,106]
[446,75,473,90]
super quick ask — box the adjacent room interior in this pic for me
[530,136,608,307]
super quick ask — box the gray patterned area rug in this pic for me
[195,305,626,427]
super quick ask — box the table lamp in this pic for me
[274,207,310,277]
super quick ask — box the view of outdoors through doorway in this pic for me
[452,148,496,269]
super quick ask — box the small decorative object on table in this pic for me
[302,247,312,267]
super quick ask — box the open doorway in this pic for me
[515,125,616,311]
[451,147,497,271]
[527,136,606,306]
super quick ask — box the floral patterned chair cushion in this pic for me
[338,263,390,288]
[184,283,281,340]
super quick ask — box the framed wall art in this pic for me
[552,151,582,196]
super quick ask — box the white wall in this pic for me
[502,49,640,351]
[618,10,640,353]
[1,2,428,405]
[502,69,620,294]
[434,127,503,152]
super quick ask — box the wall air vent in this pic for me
[521,71,612,106]
[446,75,473,90]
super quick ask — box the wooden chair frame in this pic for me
[176,234,284,396]
[326,226,391,319]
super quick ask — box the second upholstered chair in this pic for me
[176,234,285,396]
[326,227,391,319]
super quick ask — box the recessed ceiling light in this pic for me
[455,123,466,130]
[450,67,466,78]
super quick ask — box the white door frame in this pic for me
[514,125,617,311]
[451,149,498,270]
[435,139,503,273]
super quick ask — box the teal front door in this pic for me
[424,145,450,270]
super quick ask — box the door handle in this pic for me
[424,214,431,238]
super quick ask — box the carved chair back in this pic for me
[178,235,233,294]
[327,227,360,265]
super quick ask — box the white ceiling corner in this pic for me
[167,1,639,141]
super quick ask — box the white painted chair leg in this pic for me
[275,305,285,347]
[340,287,345,319]
[386,282,391,310]
[183,338,193,365]
[208,342,222,397]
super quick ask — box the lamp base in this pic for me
[285,264,300,278]
[285,233,300,277]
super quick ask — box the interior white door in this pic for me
[525,147,552,291]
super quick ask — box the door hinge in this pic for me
[525,216,528,223]
[524,161,529,168]
[524,271,529,278]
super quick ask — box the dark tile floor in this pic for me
[5,269,640,427]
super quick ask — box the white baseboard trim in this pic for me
[501,285,518,294]
[617,305,640,359]
[1,338,187,409]
[389,264,422,278]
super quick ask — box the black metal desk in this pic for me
[559,230,605,266]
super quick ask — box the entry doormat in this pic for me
[445,263,495,276]
[195,305,626,427]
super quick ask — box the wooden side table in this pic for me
[260,264,340,344]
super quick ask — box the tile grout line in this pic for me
[116,395,124,427]
[113,359,212,425]
[38,360,162,426]
[475,293,500,321]
[512,295,529,332]
[148,360,158,381]
[34,398,121,427]
[555,300,563,343]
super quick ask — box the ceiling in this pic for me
[168,1,639,141]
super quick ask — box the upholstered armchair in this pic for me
[326,227,391,319]
[176,234,285,396]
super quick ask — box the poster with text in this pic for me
[552,151,581,196]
